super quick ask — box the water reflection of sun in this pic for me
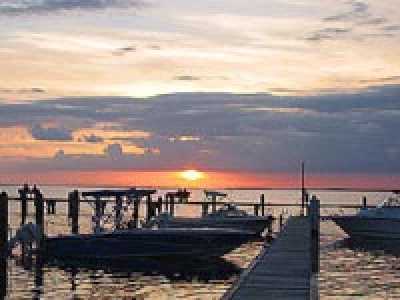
[180,169,204,181]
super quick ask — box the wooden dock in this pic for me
[223,216,316,300]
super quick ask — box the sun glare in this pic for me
[180,169,204,181]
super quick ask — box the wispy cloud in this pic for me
[305,0,399,42]
[0,0,145,15]
[174,75,202,81]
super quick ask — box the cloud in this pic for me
[174,75,202,81]
[104,143,123,158]
[307,1,398,42]
[1,85,400,173]
[0,87,46,94]
[80,134,104,143]
[30,124,73,141]
[304,27,352,41]
[0,0,145,15]
[323,1,370,22]
[112,46,137,56]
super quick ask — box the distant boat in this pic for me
[45,227,256,260]
[148,190,274,236]
[332,191,400,240]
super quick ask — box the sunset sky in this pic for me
[0,0,399,187]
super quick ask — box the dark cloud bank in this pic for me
[1,84,400,174]
[0,0,144,15]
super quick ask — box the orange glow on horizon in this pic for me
[179,170,204,181]
[1,170,399,189]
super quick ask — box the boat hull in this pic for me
[157,217,273,236]
[332,216,400,240]
[45,228,256,260]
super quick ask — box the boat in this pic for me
[147,190,274,236]
[44,228,256,260]
[331,191,400,240]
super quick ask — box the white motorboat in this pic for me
[148,191,274,236]
[332,191,400,240]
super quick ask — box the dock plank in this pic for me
[222,216,312,300]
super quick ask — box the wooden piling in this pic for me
[169,195,175,217]
[211,194,217,213]
[146,195,154,221]
[157,196,163,215]
[310,195,320,274]
[18,184,29,226]
[94,196,102,232]
[202,202,209,217]
[164,195,169,212]
[33,188,45,250]
[0,192,8,299]
[69,190,80,234]
[279,214,283,231]
[132,197,140,228]
[362,196,367,209]
[254,204,259,216]
[115,195,123,229]
[260,194,265,216]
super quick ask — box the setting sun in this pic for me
[180,169,204,181]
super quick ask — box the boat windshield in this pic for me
[378,194,400,208]
[209,204,248,217]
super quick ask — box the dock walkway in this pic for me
[223,216,312,300]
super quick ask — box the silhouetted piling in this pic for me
[202,202,209,217]
[254,204,259,216]
[157,196,163,215]
[146,195,156,221]
[132,197,140,228]
[164,195,169,212]
[310,195,320,274]
[68,190,80,234]
[260,194,265,216]
[115,195,123,229]
[94,196,102,232]
[211,194,217,213]
[169,195,175,217]
[362,196,367,209]
[18,184,29,226]
[0,192,8,299]
[46,200,56,215]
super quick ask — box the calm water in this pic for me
[1,186,399,299]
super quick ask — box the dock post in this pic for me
[94,196,102,232]
[305,192,310,216]
[362,196,367,209]
[164,195,169,212]
[18,184,29,226]
[279,213,283,231]
[260,194,265,216]
[69,190,80,234]
[0,192,8,299]
[115,195,123,229]
[301,161,306,216]
[132,197,140,228]
[254,204,259,216]
[202,203,209,217]
[157,196,163,215]
[33,188,45,250]
[211,195,217,213]
[310,195,320,274]
[169,195,175,217]
[146,195,154,221]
